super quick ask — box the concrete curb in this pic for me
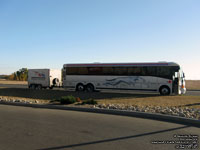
[0,101,200,128]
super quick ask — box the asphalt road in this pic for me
[0,105,199,150]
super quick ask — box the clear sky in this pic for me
[0,0,199,79]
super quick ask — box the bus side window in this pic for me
[88,67,102,75]
[78,67,88,75]
[67,67,78,75]
[146,66,157,76]
[102,67,114,75]
[157,66,170,79]
[128,67,142,76]
[113,67,128,76]
[141,67,147,76]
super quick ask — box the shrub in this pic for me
[60,95,76,104]
[82,99,97,105]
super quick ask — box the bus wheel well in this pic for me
[76,83,85,92]
[86,83,95,92]
[159,85,170,95]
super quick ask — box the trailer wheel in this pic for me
[76,84,85,92]
[86,84,94,92]
[30,84,36,90]
[35,84,42,90]
[159,86,170,95]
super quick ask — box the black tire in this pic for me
[36,84,42,90]
[30,84,36,90]
[49,86,53,90]
[86,84,94,92]
[76,84,85,92]
[159,86,170,95]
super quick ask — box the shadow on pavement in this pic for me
[0,88,160,100]
[37,125,190,150]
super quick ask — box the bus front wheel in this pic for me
[159,86,170,95]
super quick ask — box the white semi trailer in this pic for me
[28,69,62,89]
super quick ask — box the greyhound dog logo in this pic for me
[103,76,146,86]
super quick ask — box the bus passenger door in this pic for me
[172,72,179,94]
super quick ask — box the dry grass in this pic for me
[186,80,200,90]
[0,79,27,85]
[97,95,200,109]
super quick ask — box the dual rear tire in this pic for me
[76,83,94,92]
[29,84,43,90]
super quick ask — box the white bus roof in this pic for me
[63,62,179,67]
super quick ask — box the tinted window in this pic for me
[78,67,88,75]
[157,66,171,79]
[67,67,78,75]
[67,67,88,75]
[113,67,128,75]
[146,66,157,76]
[66,65,177,78]
[128,67,141,76]
[88,67,102,75]
[102,67,114,75]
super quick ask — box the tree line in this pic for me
[6,68,28,81]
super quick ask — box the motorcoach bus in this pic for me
[62,62,186,95]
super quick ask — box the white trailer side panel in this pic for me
[28,69,50,87]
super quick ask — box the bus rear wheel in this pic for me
[86,84,94,92]
[76,84,85,92]
[159,86,170,95]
